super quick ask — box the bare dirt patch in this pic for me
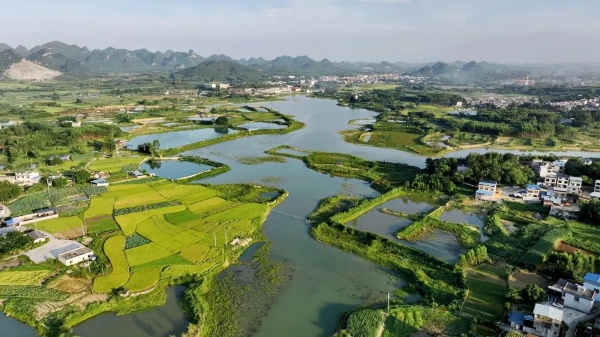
[54,227,85,240]
[500,219,518,234]
[49,276,91,293]
[554,242,594,255]
[3,60,61,81]
[35,292,109,319]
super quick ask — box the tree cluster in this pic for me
[544,251,600,281]
[457,246,489,267]
[0,180,20,202]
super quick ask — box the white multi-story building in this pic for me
[595,180,600,193]
[533,304,563,337]
[567,177,582,195]
[547,279,597,313]
[544,174,582,195]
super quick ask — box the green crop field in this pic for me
[113,190,166,209]
[86,216,120,234]
[135,217,190,252]
[123,267,161,292]
[125,242,173,266]
[84,197,115,219]
[202,203,267,222]
[153,215,185,234]
[381,307,472,337]
[462,264,507,320]
[157,184,212,199]
[115,205,187,235]
[176,189,219,205]
[130,254,191,273]
[0,270,51,286]
[179,243,211,263]
[187,197,226,213]
[161,264,217,279]
[163,210,198,225]
[36,216,83,233]
[103,184,155,198]
[93,235,130,293]
[88,156,143,173]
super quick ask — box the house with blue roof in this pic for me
[584,273,600,301]
[508,310,535,333]
[475,181,497,201]
[526,184,541,199]
[90,178,109,187]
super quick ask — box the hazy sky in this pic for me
[2,0,599,63]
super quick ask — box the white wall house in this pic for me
[547,279,597,313]
[533,304,563,337]
[595,180,600,193]
[58,247,94,266]
[475,181,497,201]
[583,273,600,302]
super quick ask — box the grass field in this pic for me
[88,156,143,173]
[84,197,115,219]
[93,235,130,293]
[86,216,120,234]
[202,203,267,222]
[0,270,51,286]
[125,243,173,266]
[462,264,507,320]
[163,210,199,225]
[187,197,226,213]
[36,216,83,233]
[113,190,166,209]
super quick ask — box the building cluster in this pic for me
[0,170,42,187]
[465,96,538,108]
[509,273,600,337]
[546,97,600,112]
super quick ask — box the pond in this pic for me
[440,208,488,242]
[237,122,287,130]
[0,312,36,337]
[347,197,462,263]
[140,160,214,180]
[73,286,188,337]
[126,128,238,150]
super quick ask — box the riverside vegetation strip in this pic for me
[0,178,287,336]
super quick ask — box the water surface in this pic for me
[140,160,213,180]
[126,128,238,150]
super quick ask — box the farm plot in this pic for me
[202,203,267,222]
[0,270,51,286]
[123,267,161,292]
[114,205,186,235]
[157,184,213,199]
[462,264,507,320]
[125,243,173,266]
[93,235,130,293]
[164,210,199,225]
[84,197,115,219]
[382,307,472,337]
[88,156,143,173]
[113,190,166,209]
[345,309,385,337]
[85,216,120,235]
[103,184,155,198]
[135,217,190,252]
[130,254,191,273]
[176,188,219,205]
[49,276,91,293]
[178,243,211,263]
[36,216,83,234]
[161,264,217,279]
[187,197,226,213]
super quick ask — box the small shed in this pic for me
[27,230,48,244]
[58,247,94,266]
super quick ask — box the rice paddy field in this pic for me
[462,264,507,320]
[88,180,280,293]
[87,156,144,173]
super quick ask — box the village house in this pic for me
[58,247,95,266]
[533,303,563,337]
[475,181,497,201]
[544,174,582,195]
[90,178,109,187]
[584,158,593,165]
[590,192,600,201]
[508,310,535,333]
[27,230,48,244]
[595,180,600,193]
[583,273,600,300]
[547,279,597,313]
[526,184,541,198]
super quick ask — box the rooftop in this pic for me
[58,247,92,261]
[550,279,596,301]
[534,303,563,321]
[476,189,495,196]
[27,230,47,240]
[509,310,525,325]
[584,273,600,287]
[479,180,497,186]
[526,184,541,190]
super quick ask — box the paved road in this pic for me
[24,230,84,263]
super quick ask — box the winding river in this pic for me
[5,96,600,337]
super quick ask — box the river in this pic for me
[6,95,600,337]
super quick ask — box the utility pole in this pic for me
[387,292,390,314]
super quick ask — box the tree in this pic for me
[521,284,545,305]
[75,98,83,104]
[152,140,160,151]
[73,170,91,184]
[50,93,60,101]
[505,287,522,302]
[215,116,228,125]
[579,199,600,226]
[0,181,21,202]
[47,157,64,166]
[52,177,68,188]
